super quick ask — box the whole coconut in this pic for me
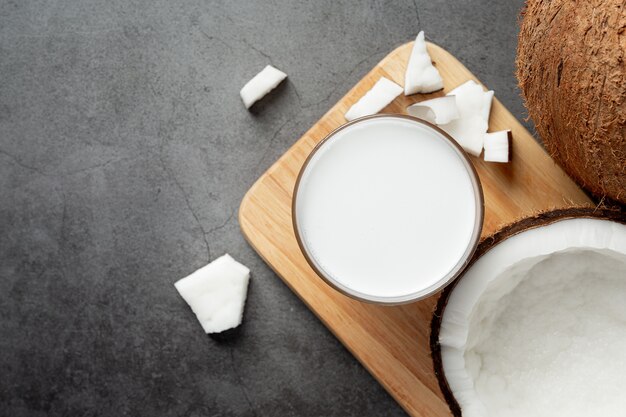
[517,0,625,205]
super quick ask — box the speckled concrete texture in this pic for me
[1,0,526,415]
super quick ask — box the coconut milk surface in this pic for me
[295,117,477,299]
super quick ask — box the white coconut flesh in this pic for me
[483,130,511,163]
[406,95,460,125]
[439,80,493,157]
[344,76,403,121]
[439,217,626,417]
[404,30,444,95]
[175,254,250,334]
[240,65,287,109]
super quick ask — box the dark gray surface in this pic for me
[1,1,527,415]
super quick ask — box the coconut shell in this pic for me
[430,207,626,417]
[516,0,626,205]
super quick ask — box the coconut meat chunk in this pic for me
[240,65,287,109]
[439,114,487,157]
[481,90,494,124]
[406,95,460,125]
[439,217,626,417]
[483,130,511,163]
[447,80,494,124]
[434,81,494,156]
[174,254,250,333]
[344,77,403,121]
[404,31,444,95]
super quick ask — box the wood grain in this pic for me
[239,42,592,416]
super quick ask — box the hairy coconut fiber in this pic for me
[517,0,625,205]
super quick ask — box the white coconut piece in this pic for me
[447,80,494,123]
[404,31,444,95]
[438,80,494,156]
[439,218,626,417]
[406,95,460,125]
[481,90,494,123]
[483,130,511,163]
[440,115,488,157]
[240,65,287,109]
[344,77,403,121]
[174,254,250,333]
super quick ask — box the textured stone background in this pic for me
[1,0,527,415]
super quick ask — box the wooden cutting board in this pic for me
[239,42,592,416]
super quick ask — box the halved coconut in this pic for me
[431,208,626,417]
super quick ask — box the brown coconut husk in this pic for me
[430,207,626,417]
[516,0,626,206]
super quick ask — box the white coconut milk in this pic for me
[294,116,480,301]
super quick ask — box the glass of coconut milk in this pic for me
[292,115,483,304]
